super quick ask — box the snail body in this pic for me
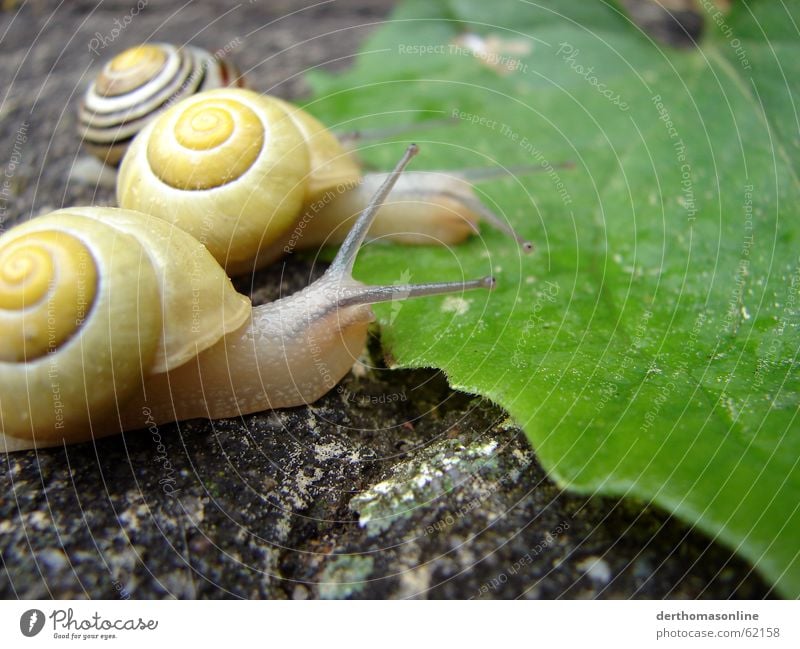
[79,43,245,165]
[0,146,494,453]
[117,88,530,274]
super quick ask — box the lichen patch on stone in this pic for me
[318,555,375,599]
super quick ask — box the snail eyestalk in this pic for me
[329,143,420,277]
[335,115,458,145]
[448,161,575,183]
[326,143,495,307]
[336,276,495,310]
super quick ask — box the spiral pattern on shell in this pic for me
[117,88,362,274]
[147,95,265,190]
[0,230,98,362]
[78,43,245,165]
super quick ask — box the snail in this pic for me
[116,87,532,275]
[79,43,245,165]
[0,145,496,453]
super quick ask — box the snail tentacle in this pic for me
[328,143,420,276]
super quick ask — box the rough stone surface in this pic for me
[0,1,772,599]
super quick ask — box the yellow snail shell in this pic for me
[117,87,361,275]
[0,206,249,450]
[79,43,245,165]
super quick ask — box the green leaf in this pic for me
[306,0,800,596]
